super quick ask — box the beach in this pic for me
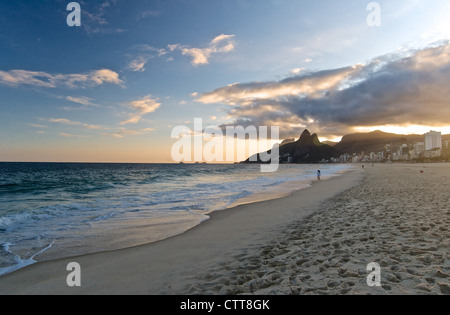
[0,164,449,295]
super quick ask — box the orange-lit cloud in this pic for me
[169,34,236,66]
[197,66,360,105]
[59,133,91,138]
[105,128,156,139]
[120,95,161,125]
[198,41,450,138]
[48,118,104,130]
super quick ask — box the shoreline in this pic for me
[0,167,363,294]
[0,164,352,276]
[229,166,352,208]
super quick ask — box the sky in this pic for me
[0,0,449,162]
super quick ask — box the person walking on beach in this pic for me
[317,170,321,181]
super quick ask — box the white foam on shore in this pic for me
[0,242,54,276]
[230,164,355,208]
[0,164,355,276]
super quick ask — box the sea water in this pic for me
[0,162,351,276]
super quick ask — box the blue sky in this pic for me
[1,0,449,162]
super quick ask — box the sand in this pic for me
[191,164,450,295]
[0,164,448,295]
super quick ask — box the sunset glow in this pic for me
[0,0,449,162]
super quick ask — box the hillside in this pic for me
[334,130,425,154]
[246,129,340,163]
[244,130,450,163]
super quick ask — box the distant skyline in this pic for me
[1,0,450,162]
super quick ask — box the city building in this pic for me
[441,141,450,160]
[399,144,409,160]
[444,140,450,149]
[424,149,442,159]
[327,131,447,163]
[390,138,407,158]
[414,142,425,156]
[425,131,442,151]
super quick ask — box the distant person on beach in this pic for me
[317,170,321,180]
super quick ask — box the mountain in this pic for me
[245,129,340,163]
[280,138,296,145]
[322,140,338,147]
[244,129,450,164]
[334,130,434,154]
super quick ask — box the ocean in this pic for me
[0,162,351,276]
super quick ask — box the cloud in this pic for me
[105,127,155,138]
[66,96,96,106]
[29,124,48,129]
[128,56,148,72]
[82,69,123,87]
[169,34,236,66]
[291,68,305,75]
[120,95,161,125]
[168,44,180,52]
[139,10,162,19]
[120,116,142,125]
[127,46,168,72]
[81,0,125,35]
[48,118,104,130]
[0,69,123,89]
[197,41,450,138]
[59,133,91,138]
[197,66,360,105]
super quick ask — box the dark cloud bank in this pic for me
[198,41,450,138]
